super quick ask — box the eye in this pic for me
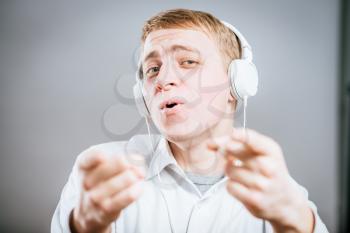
[145,66,160,78]
[180,60,198,67]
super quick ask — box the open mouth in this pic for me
[165,103,178,108]
[159,98,185,110]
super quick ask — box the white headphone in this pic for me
[133,20,259,118]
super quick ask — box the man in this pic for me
[51,9,329,233]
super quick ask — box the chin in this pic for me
[157,119,208,143]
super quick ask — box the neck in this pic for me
[168,118,233,176]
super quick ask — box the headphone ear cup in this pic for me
[133,81,150,118]
[228,59,258,101]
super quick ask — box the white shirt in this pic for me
[51,134,329,233]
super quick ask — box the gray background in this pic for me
[0,0,339,232]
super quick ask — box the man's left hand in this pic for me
[208,128,315,233]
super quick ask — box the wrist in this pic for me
[270,200,315,233]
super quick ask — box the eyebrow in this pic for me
[142,44,201,64]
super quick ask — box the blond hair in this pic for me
[141,8,241,70]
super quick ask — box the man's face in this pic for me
[141,29,235,141]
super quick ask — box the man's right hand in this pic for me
[71,150,145,233]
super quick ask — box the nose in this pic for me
[155,81,176,92]
[154,64,180,92]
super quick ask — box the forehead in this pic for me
[141,29,219,61]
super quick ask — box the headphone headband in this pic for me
[220,20,253,62]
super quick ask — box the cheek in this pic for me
[188,68,230,117]
[197,60,228,89]
[198,91,230,119]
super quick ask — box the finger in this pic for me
[243,157,277,178]
[223,141,257,161]
[84,156,130,190]
[207,142,219,151]
[226,180,251,203]
[207,136,238,159]
[130,165,146,179]
[207,136,230,151]
[208,136,257,162]
[225,164,269,191]
[226,180,261,208]
[89,168,144,203]
[232,128,282,156]
[79,150,106,171]
[100,181,144,219]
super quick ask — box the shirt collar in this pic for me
[145,135,178,180]
[144,135,228,186]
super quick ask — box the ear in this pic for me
[228,92,237,111]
